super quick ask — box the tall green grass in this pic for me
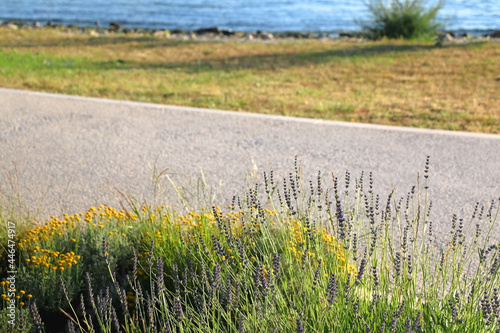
[1,157,499,332]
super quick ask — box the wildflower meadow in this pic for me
[1,157,499,332]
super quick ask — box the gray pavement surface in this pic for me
[0,88,499,243]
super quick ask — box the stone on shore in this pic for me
[5,23,18,30]
[109,22,121,32]
[260,32,274,40]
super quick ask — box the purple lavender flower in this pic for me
[301,249,308,270]
[327,273,338,306]
[29,302,44,333]
[272,253,282,279]
[224,275,233,311]
[296,315,305,333]
[156,256,165,294]
[85,272,97,311]
[212,264,221,290]
[66,320,77,333]
[147,293,157,332]
[174,296,184,322]
[356,258,367,285]
[312,259,322,289]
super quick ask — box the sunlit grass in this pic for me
[0,27,499,133]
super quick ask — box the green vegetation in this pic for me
[0,27,499,133]
[361,0,444,40]
[1,158,499,332]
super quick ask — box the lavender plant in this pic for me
[0,157,498,332]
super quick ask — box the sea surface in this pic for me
[0,0,498,34]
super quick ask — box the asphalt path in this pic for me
[1,88,499,243]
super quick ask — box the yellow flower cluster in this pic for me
[0,281,32,307]
[17,213,80,249]
[288,219,305,247]
[84,205,136,224]
[322,228,357,276]
[24,248,80,271]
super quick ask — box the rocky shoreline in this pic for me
[2,20,500,43]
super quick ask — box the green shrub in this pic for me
[361,0,445,40]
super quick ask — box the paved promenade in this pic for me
[1,88,498,242]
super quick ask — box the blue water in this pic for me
[0,0,498,34]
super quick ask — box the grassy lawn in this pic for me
[0,26,499,133]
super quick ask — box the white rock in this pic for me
[261,32,274,40]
